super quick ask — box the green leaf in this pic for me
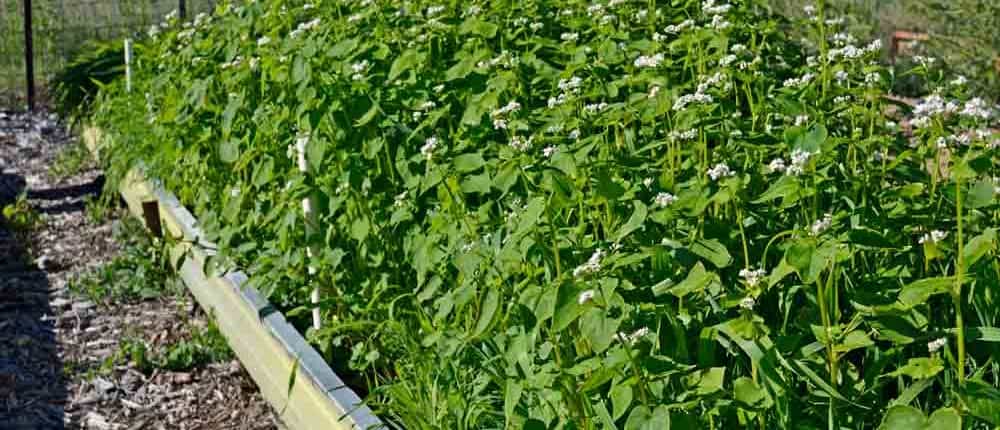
[878,405,961,430]
[795,124,827,153]
[963,228,996,269]
[504,380,522,426]
[513,197,545,237]
[461,173,491,194]
[690,238,733,268]
[655,262,715,297]
[388,49,424,81]
[625,406,670,430]
[472,287,500,337]
[328,38,358,58]
[580,307,620,353]
[218,139,239,163]
[733,376,773,409]
[611,384,633,420]
[615,201,647,242]
[834,330,874,353]
[453,153,486,173]
[967,180,995,208]
[459,18,498,38]
[887,357,944,380]
[897,277,953,310]
[552,281,585,331]
[445,54,477,81]
[690,367,725,395]
[959,380,1000,425]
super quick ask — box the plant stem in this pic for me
[955,178,966,382]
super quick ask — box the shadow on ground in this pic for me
[0,171,67,429]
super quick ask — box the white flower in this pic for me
[919,230,948,244]
[561,32,579,42]
[706,163,734,181]
[257,36,271,46]
[767,158,787,173]
[664,19,695,34]
[394,191,407,207]
[653,192,677,208]
[492,101,522,117]
[421,136,438,160]
[634,53,665,68]
[739,296,756,310]
[961,98,993,120]
[669,128,698,141]
[709,14,730,30]
[584,102,609,114]
[834,70,849,82]
[703,0,732,15]
[643,177,655,188]
[419,101,437,110]
[719,54,738,67]
[927,337,948,353]
[509,135,533,152]
[739,268,766,287]
[543,145,558,158]
[578,290,596,305]
[783,73,815,88]
[648,85,661,99]
[950,75,968,87]
[795,115,809,126]
[558,76,583,92]
[493,119,508,130]
[568,129,581,140]
[673,92,714,111]
[530,22,544,31]
[352,60,370,73]
[809,213,834,236]
[619,327,650,345]
[787,148,814,176]
[425,5,446,16]
[573,249,605,277]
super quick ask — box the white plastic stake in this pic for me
[296,134,322,331]
[124,39,133,93]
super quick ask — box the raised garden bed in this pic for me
[83,126,382,430]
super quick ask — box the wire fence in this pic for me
[0,0,215,110]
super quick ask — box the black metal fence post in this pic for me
[179,0,187,20]
[22,0,35,112]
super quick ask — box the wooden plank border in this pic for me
[84,126,384,430]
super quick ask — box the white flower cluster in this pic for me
[491,100,521,130]
[674,73,726,111]
[425,5,446,17]
[394,191,407,208]
[573,249,606,277]
[826,40,881,62]
[257,36,272,46]
[549,76,583,108]
[834,70,849,82]
[739,268,766,287]
[578,289,596,305]
[351,60,370,81]
[543,145,558,158]
[669,128,698,142]
[561,32,579,42]
[709,14,731,30]
[960,98,993,120]
[664,19,696,34]
[783,73,815,88]
[634,53,665,68]
[927,337,947,353]
[653,192,677,208]
[509,135,534,152]
[950,76,968,87]
[290,18,321,38]
[706,163,734,181]
[919,230,948,244]
[911,95,959,128]
[619,327,650,345]
[702,0,732,15]
[421,136,438,160]
[220,56,244,69]
[809,213,834,236]
[476,51,517,70]
[648,85,661,99]
[914,55,936,67]
[584,102,609,114]
[739,296,756,310]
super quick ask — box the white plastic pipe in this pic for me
[295,135,322,331]
[124,39,132,93]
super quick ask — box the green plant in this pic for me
[69,217,178,303]
[89,0,1000,428]
[1,194,41,233]
[50,40,126,121]
[49,140,95,179]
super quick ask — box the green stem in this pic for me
[955,178,966,383]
